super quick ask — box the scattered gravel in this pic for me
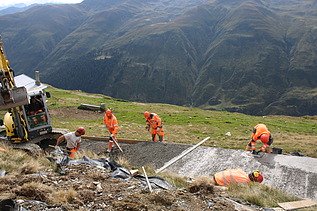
[81,140,191,169]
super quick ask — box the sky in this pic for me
[0,0,83,8]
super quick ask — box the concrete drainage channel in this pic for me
[81,138,317,201]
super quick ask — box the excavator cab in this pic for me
[23,93,52,139]
[1,73,53,143]
[0,39,60,154]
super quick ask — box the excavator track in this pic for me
[0,129,68,156]
[11,143,42,156]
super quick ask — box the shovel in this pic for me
[112,136,123,152]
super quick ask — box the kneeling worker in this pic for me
[55,127,85,159]
[246,123,273,154]
[211,169,263,186]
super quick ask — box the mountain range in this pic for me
[0,0,316,116]
[0,4,39,16]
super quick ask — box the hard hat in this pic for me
[252,170,263,183]
[76,127,85,135]
[106,109,112,117]
[260,133,270,144]
[144,111,150,118]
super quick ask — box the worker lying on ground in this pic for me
[103,109,119,152]
[210,169,263,186]
[55,127,85,159]
[144,111,164,142]
[246,123,273,154]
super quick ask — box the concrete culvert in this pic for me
[81,139,317,201]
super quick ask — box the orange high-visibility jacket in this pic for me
[251,124,270,141]
[214,169,251,186]
[103,114,119,135]
[146,113,162,129]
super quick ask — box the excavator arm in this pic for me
[0,38,29,109]
[0,37,29,142]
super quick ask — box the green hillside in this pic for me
[47,86,317,157]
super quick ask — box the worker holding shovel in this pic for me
[144,111,164,142]
[55,127,85,159]
[103,109,120,152]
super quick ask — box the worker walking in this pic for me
[211,169,263,186]
[103,109,119,152]
[55,127,85,159]
[144,111,164,142]
[246,123,273,154]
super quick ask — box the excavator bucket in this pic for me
[0,86,29,110]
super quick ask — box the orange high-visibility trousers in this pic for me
[69,148,78,159]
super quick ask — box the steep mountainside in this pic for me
[0,0,316,116]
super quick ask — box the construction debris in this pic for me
[142,166,153,192]
[278,199,317,210]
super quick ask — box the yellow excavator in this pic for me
[0,38,62,154]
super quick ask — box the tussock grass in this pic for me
[140,165,156,175]
[0,144,52,174]
[158,172,188,188]
[116,156,132,169]
[49,188,78,204]
[228,183,298,207]
[14,182,53,201]
[139,166,188,188]
[87,170,108,181]
[19,160,41,174]
[76,149,99,159]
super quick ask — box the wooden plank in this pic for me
[77,103,105,111]
[142,166,153,193]
[155,137,210,174]
[278,199,317,210]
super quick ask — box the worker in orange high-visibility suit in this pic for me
[144,111,164,142]
[211,169,263,186]
[103,109,119,152]
[246,123,273,154]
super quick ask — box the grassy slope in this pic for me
[47,86,317,158]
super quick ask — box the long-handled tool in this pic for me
[112,136,123,152]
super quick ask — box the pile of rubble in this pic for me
[0,153,242,210]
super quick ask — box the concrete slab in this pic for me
[165,147,317,200]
